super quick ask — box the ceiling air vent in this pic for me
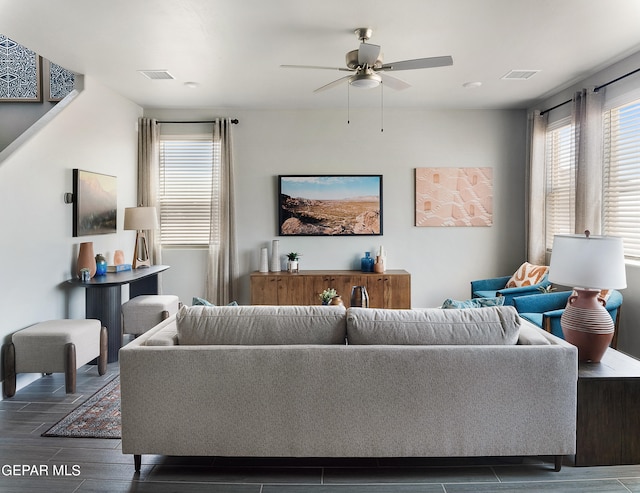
[138,70,174,80]
[501,70,540,81]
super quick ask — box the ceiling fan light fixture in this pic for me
[350,72,381,89]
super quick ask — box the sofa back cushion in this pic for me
[346,306,521,345]
[176,305,347,345]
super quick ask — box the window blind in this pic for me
[159,138,221,246]
[545,119,575,250]
[603,100,640,260]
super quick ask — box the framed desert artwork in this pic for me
[415,167,493,227]
[278,175,383,236]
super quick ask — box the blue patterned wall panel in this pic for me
[0,35,41,101]
[47,60,75,101]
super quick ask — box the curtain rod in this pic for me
[539,99,572,116]
[540,66,640,116]
[156,119,239,124]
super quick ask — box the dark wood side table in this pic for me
[67,265,169,363]
[576,347,640,466]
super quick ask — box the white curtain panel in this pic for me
[573,88,604,236]
[527,88,605,265]
[205,118,239,305]
[526,109,548,265]
[137,117,162,267]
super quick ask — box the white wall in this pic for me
[0,76,142,391]
[531,50,640,358]
[0,100,57,151]
[147,107,527,309]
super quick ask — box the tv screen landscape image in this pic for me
[278,175,382,236]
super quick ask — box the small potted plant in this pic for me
[537,284,556,294]
[319,288,338,305]
[286,252,301,273]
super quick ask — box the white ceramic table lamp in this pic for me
[548,231,626,362]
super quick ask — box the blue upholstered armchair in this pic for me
[513,290,623,347]
[470,275,551,306]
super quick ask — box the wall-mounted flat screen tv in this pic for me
[278,174,383,236]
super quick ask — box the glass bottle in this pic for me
[95,253,108,276]
[361,252,374,272]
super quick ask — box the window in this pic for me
[158,136,221,246]
[603,99,640,260]
[545,118,575,251]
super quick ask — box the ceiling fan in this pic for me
[281,28,453,93]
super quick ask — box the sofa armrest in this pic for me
[513,291,571,314]
[543,309,565,319]
[470,276,511,295]
[496,280,550,297]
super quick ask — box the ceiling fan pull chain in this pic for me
[380,81,384,132]
[347,84,350,125]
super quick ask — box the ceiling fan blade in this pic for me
[380,55,453,72]
[379,73,411,91]
[281,64,352,72]
[358,43,381,66]
[313,75,351,93]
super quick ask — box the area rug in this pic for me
[42,376,121,439]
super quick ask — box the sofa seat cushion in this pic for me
[346,306,521,345]
[176,305,347,345]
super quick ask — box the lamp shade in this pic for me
[124,207,158,231]
[548,234,627,289]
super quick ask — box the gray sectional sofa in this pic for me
[119,305,578,472]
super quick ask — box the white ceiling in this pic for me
[2,0,640,110]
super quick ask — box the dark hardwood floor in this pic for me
[2,363,640,492]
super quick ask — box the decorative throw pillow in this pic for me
[192,297,239,307]
[505,262,549,288]
[599,289,611,302]
[441,297,505,309]
[192,296,214,306]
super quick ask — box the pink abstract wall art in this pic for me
[415,167,493,227]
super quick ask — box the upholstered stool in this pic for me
[122,295,180,337]
[2,319,107,398]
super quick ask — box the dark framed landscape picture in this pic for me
[278,175,383,236]
[73,169,117,237]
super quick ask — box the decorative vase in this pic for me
[113,249,125,265]
[95,253,108,276]
[373,255,385,273]
[561,288,614,362]
[350,285,369,308]
[361,252,374,272]
[77,242,96,278]
[329,295,344,306]
[259,247,269,273]
[270,240,281,272]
